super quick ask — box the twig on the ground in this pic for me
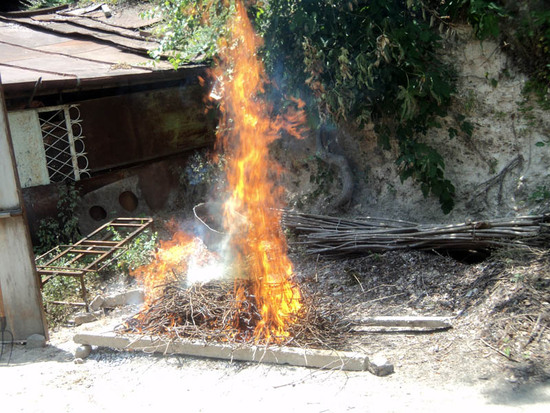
[480,338,518,362]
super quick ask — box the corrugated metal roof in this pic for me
[0,5,200,98]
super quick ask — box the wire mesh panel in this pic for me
[37,105,89,182]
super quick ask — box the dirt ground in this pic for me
[2,246,548,412]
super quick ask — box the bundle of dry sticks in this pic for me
[283,211,550,257]
[121,278,349,349]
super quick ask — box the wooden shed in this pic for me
[0,5,216,238]
[0,5,216,339]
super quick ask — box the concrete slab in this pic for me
[74,332,372,372]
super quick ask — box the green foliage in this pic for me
[397,140,455,213]
[308,155,336,201]
[173,149,226,208]
[146,0,235,67]
[41,269,95,325]
[438,0,549,109]
[528,185,550,204]
[148,0,548,214]
[35,184,81,255]
[256,0,457,213]
[106,227,158,274]
[437,0,507,39]
[183,150,226,188]
[512,6,550,109]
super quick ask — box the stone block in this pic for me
[74,311,101,326]
[103,289,144,308]
[102,292,126,308]
[89,295,105,311]
[75,344,92,359]
[124,289,144,305]
[367,353,394,376]
[26,334,46,348]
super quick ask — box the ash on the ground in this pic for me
[291,249,549,384]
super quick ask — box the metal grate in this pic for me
[37,105,90,182]
[36,217,153,311]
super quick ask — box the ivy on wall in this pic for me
[148,0,548,214]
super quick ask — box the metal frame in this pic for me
[37,104,89,182]
[36,217,153,311]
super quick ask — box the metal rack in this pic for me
[36,217,153,311]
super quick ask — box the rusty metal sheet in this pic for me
[79,84,215,172]
[7,54,103,78]
[0,21,181,98]
[0,42,37,62]
[22,184,60,241]
[33,15,148,41]
[0,20,69,47]
[0,4,69,18]
[0,43,155,87]
[40,38,107,56]
[86,7,162,29]
[1,15,158,54]
[22,154,191,244]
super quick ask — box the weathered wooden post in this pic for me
[0,76,48,342]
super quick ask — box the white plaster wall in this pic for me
[283,27,550,223]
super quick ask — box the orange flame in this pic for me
[131,1,305,344]
[214,1,304,343]
[131,230,219,306]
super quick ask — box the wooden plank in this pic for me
[37,269,85,276]
[46,300,86,307]
[356,316,453,329]
[0,78,47,341]
[352,316,453,333]
[37,267,88,276]
[0,280,5,320]
[115,217,154,221]
[61,4,103,16]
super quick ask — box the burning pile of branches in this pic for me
[283,212,550,257]
[120,276,350,349]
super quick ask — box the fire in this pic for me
[131,230,222,306]
[130,1,305,344]
[215,1,304,343]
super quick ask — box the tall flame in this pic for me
[215,1,303,342]
[130,1,304,344]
